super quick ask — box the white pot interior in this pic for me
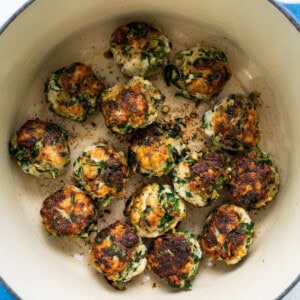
[0,0,299,299]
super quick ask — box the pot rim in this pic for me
[0,1,299,299]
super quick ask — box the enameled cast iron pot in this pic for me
[0,0,299,299]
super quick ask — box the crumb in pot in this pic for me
[45,62,104,122]
[228,147,280,209]
[100,76,164,134]
[172,147,231,207]
[147,230,202,289]
[202,92,260,151]
[89,220,147,285]
[9,118,70,179]
[124,183,186,238]
[110,21,171,77]
[199,204,254,265]
[161,105,170,114]
[73,143,129,206]
[165,45,231,104]
[128,122,186,177]
[40,185,96,238]
[103,49,113,59]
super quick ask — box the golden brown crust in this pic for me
[124,184,165,231]
[101,155,128,193]
[130,123,162,147]
[228,149,279,208]
[167,46,231,102]
[15,118,69,169]
[147,233,193,287]
[60,62,104,96]
[90,221,139,281]
[128,125,170,176]
[187,59,230,96]
[112,22,161,46]
[54,100,85,119]
[16,119,45,148]
[212,95,259,149]
[40,185,96,237]
[102,89,148,128]
[110,22,170,78]
[45,62,104,122]
[73,144,129,206]
[100,76,164,134]
[128,123,185,177]
[113,25,129,44]
[94,153,127,195]
[189,151,227,194]
[124,183,186,237]
[199,204,252,263]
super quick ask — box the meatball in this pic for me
[199,204,254,265]
[40,185,96,238]
[101,76,164,134]
[147,230,202,289]
[228,148,280,209]
[73,144,129,206]
[202,92,260,151]
[124,183,186,238]
[173,147,230,207]
[90,220,147,285]
[45,62,104,122]
[110,21,171,77]
[128,123,186,177]
[9,118,70,179]
[165,45,231,104]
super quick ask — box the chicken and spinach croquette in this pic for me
[173,147,230,207]
[165,45,231,103]
[228,148,280,209]
[199,204,254,265]
[9,118,70,179]
[45,62,104,122]
[110,21,171,77]
[202,92,260,151]
[147,230,202,288]
[40,185,96,238]
[101,76,164,134]
[125,183,186,238]
[73,144,129,206]
[90,220,147,285]
[128,123,186,177]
